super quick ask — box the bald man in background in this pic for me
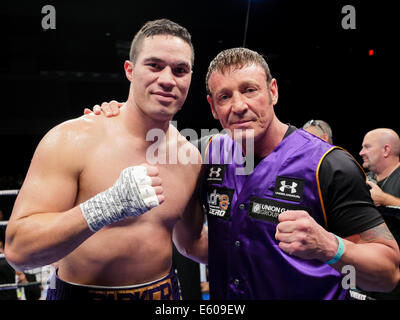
[360,128,400,300]
[360,128,400,207]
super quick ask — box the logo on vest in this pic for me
[279,180,298,194]
[210,167,221,178]
[274,176,304,202]
[249,197,311,224]
[206,186,234,220]
[206,164,226,184]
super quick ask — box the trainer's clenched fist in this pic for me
[275,210,338,262]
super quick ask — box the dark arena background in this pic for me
[0,0,397,198]
[0,0,398,310]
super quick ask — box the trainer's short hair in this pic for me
[206,47,273,96]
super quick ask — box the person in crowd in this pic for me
[303,119,333,144]
[360,128,400,207]
[359,128,400,299]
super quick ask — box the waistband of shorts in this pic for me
[56,268,174,290]
[49,268,181,300]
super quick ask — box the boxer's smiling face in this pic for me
[125,35,193,121]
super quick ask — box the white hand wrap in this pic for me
[80,166,159,232]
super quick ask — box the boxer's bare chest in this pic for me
[77,133,196,223]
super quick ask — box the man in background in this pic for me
[359,128,400,299]
[303,119,333,144]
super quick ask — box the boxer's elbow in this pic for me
[4,224,42,271]
[4,241,29,271]
[173,225,208,264]
[177,243,208,265]
[182,232,209,265]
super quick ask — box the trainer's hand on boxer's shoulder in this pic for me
[83,100,124,117]
[275,210,338,262]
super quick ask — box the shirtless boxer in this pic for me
[4,19,207,300]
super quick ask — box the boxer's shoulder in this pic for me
[174,128,202,166]
[36,115,106,164]
[177,139,202,175]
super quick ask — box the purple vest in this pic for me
[203,129,349,299]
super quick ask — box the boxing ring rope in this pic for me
[0,188,50,293]
[0,189,19,196]
[0,189,13,257]
[0,219,7,260]
[0,189,17,226]
[0,281,43,291]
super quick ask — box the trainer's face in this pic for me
[125,35,192,121]
[207,64,278,142]
[360,132,383,172]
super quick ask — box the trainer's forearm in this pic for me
[5,206,93,270]
[330,239,400,292]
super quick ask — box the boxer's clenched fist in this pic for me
[275,210,339,262]
[80,164,164,232]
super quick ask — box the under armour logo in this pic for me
[206,165,226,183]
[274,176,304,202]
[209,167,222,178]
[279,181,298,194]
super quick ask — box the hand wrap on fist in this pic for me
[80,166,160,232]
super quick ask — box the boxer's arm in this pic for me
[5,121,94,270]
[5,119,161,270]
[173,165,208,264]
[173,194,208,264]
